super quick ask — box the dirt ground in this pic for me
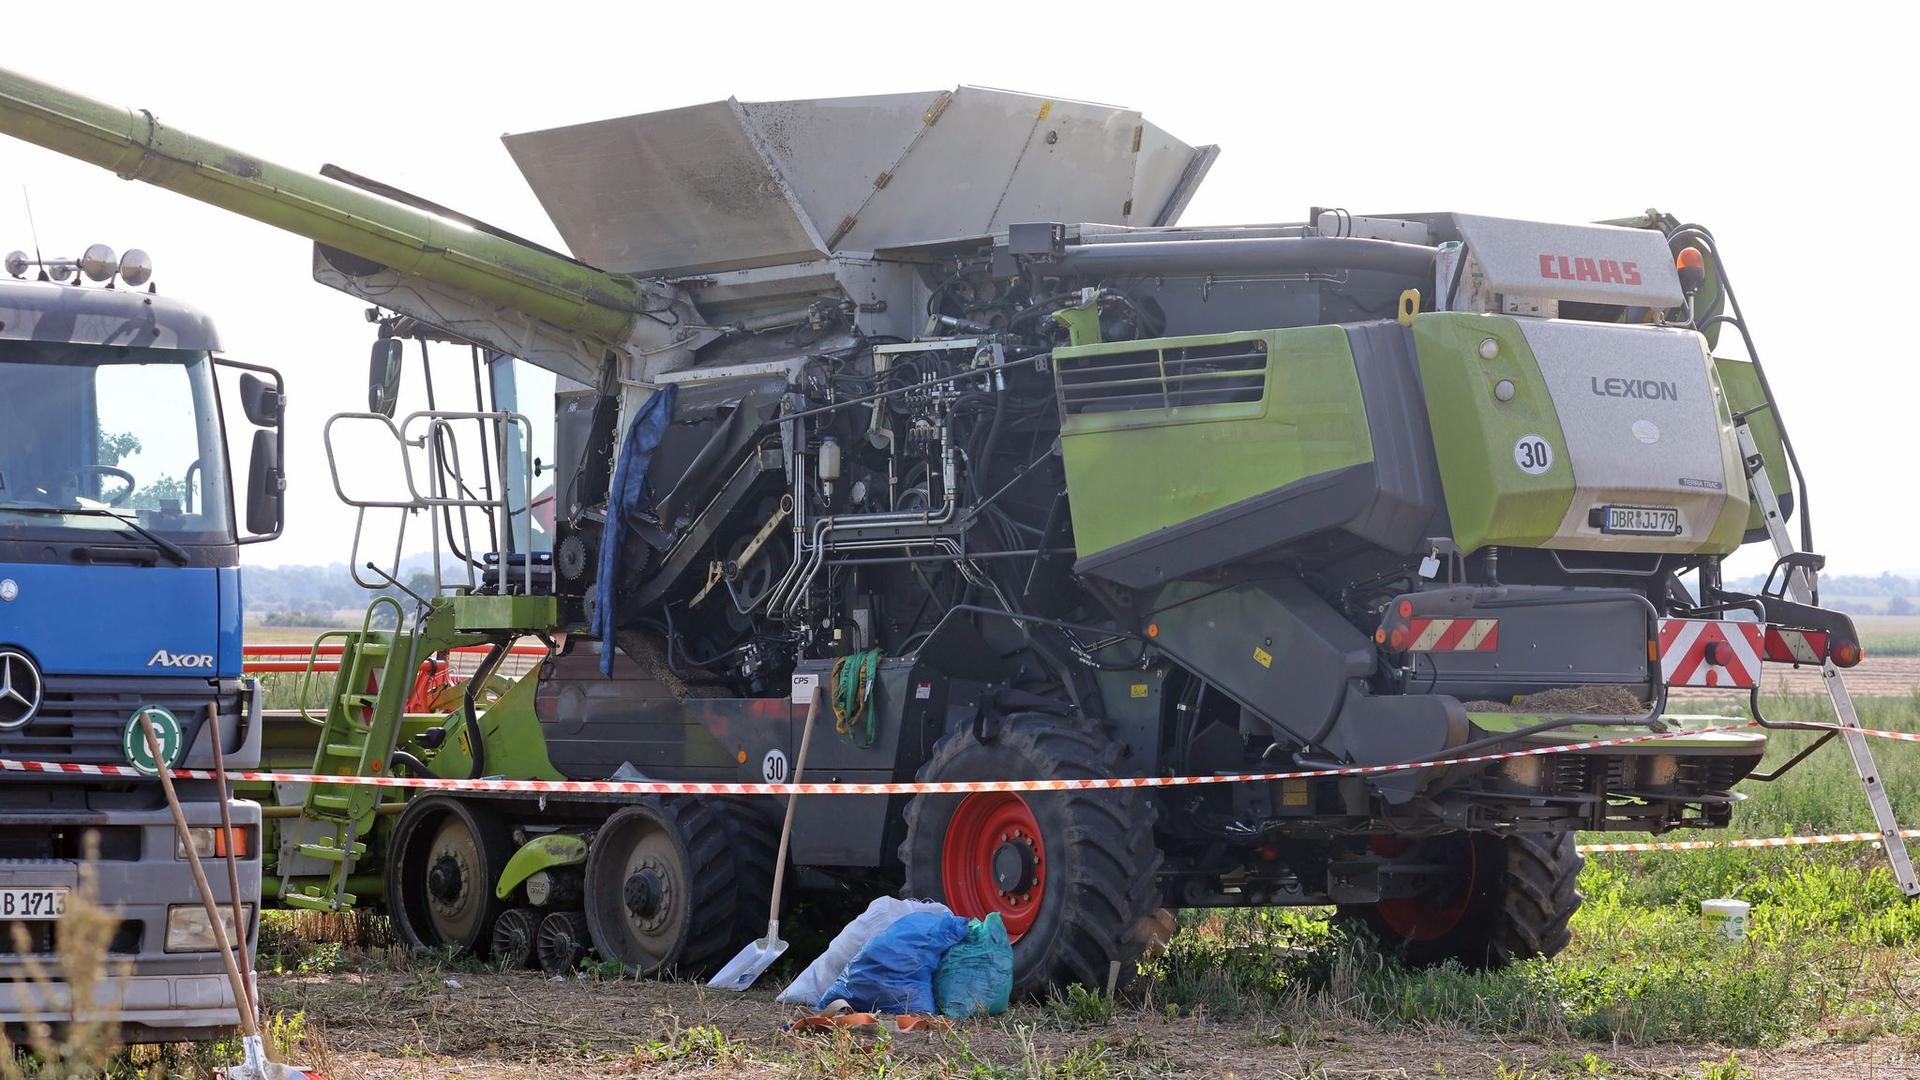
[1671,655,1918,701]
[256,968,1920,1080]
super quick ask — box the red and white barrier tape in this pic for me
[0,721,1765,795]
[2,720,1907,798]
[1580,828,1920,854]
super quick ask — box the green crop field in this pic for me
[1141,693,1920,1048]
[1858,616,1920,658]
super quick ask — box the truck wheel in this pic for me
[900,718,1162,997]
[582,797,739,978]
[1338,831,1582,968]
[386,797,516,956]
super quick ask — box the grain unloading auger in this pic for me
[3,66,1905,995]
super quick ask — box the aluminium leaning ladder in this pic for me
[1734,416,1919,896]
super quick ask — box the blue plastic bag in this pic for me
[817,910,970,1014]
[933,912,1013,1019]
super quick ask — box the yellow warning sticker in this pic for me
[1253,646,1273,668]
[1130,683,1150,699]
[1282,779,1310,807]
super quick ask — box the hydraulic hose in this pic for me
[1668,224,1816,588]
[461,640,513,780]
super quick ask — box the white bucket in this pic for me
[1700,898,1750,940]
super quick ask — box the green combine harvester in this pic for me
[0,70,1888,994]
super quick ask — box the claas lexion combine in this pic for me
[0,71,1877,992]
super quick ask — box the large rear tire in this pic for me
[386,797,516,956]
[1338,831,1582,968]
[582,796,740,978]
[900,718,1161,997]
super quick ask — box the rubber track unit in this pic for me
[582,795,741,978]
[653,795,742,976]
[385,796,516,957]
[711,796,783,950]
[901,717,1163,997]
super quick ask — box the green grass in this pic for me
[1858,616,1920,658]
[1142,693,1920,1048]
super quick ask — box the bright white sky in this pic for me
[1,2,1912,577]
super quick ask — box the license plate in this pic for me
[0,887,68,921]
[1600,505,1681,536]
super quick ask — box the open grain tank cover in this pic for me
[502,87,1216,277]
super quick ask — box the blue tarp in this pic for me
[818,910,972,1015]
[592,385,678,676]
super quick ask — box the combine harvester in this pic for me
[0,69,1906,996]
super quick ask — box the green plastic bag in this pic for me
[933,912,1013,1019]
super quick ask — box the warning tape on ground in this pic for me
[1580,829,1920,854]
[0,720,1908,798]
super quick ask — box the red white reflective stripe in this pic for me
[1762,626,1829,665]
[0,721,1776,795]
[1581,828,1920,854]
[1406,618,1500,652]
[1659,619,1764,688]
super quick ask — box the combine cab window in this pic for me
[0,342,234,544]
[491,356,558,556]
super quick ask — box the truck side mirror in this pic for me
[238,372,283,427]
[246,429,283,537]
[369,338,404,417]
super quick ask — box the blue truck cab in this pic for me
[0,248,283,1041]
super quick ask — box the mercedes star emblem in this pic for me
[0,578,17,602]
[0,650,43,730]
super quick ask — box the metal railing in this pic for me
[321,409,537,597]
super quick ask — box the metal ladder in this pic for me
[276,406,537,911]
[1735,418,1919,896]
[281,596,427,912]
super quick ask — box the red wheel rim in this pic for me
[1374,835,1477,942]
[941,792,1046,941]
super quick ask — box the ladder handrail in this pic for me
[1734,418,1917,896]
[321,408,538,598]
[294,629,357,727]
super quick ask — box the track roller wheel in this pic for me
[537,911,592,974]
[901,716,1162,997]
[1338,831,1583,969]
[490,907,540,969]
[386,797,514,956]
[582,797,739,978]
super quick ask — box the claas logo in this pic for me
[1538,254,1643,286]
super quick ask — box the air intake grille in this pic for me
[0,675,222,765]
[1056,338,1268,416]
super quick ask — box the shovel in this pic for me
[708,675,821,991]
[139,715,313,1080]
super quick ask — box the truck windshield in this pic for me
[0,341,234,545]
